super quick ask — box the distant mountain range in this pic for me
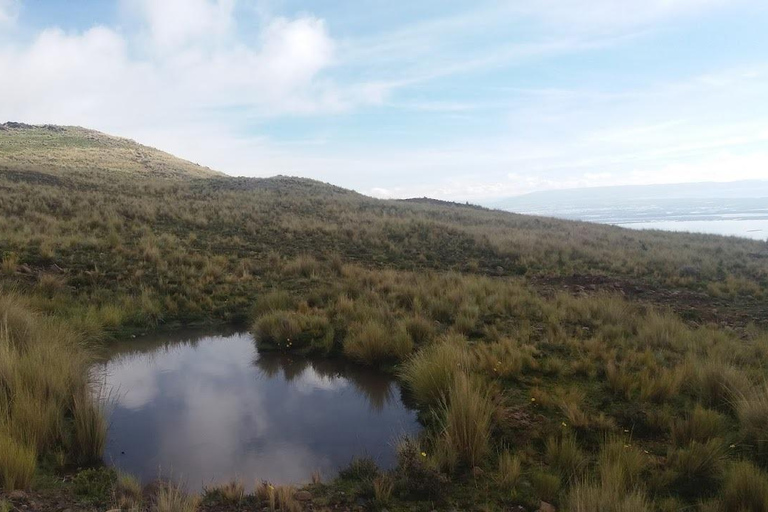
[488,181,768,224]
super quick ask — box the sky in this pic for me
[1,0,767,201]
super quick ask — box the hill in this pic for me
[0,122,221,180]
[1,125,768,511]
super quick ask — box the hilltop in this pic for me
[0,122,221,180]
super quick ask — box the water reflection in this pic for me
[98,330,419,489]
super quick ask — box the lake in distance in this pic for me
[95,329,420,489]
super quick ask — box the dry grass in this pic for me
[439,373,494,468]
[343,320,413,364]
[115,471,143,510]
[496,449,522,488]
[721,461,768,512]
[735,383,768,460]
[0,294,105,487]
[153,483,200,512]
[0,433,36,491]
[399,337,469,405]
[373,474,394,505]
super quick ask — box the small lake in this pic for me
[95,329,420,489]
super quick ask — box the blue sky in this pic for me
[1,0,767,200]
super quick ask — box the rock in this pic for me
[539,501,556,512]
[294,490,312,502]
[9,490,27,500]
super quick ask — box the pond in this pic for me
[95,329,420,489]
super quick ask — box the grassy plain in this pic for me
[1,123,768,511]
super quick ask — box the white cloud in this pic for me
[124,0,236,50]
[0,8,342,131]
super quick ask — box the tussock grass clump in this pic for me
[598,436,649,491]
[545,434,587,480]
[694,359,753,409]
[637,312,690,352]
[253,310,333,353]
[153,483,200,512]
[342,320,413,365]
[566,478,651,512]
[115,471,143,510]
[203,479,244,504]
[721,461,768,512]
[253,290,295,316]
[567,436,651,511]
[735,383,768,459]
[496,449,522,488]
[667,439,726,495]
[372,474,394,505]
[439,373,494,468]
[0,433,36,491]
[472,337,537,379]
[399,337,469,405]
[72,390,107,465]
[0,293,105,485]
[671,405,729,446]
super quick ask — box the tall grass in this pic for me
[153,482,200,512]
[735,383,768,459]
[439,373,494,468]
[399,337,469,405]
[721,461,768,512]
[342,320,413,364]
[0,294,105,488]
[0,433,36,491]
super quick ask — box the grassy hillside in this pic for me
[1,123,768,511]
